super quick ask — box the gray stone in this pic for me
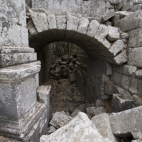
[131,131,142,140]
[110,106,142,137]
[112,94,133,112]
[107,26,120,41]
[113,50,128,65]
[47,126,56,135]
[48,15,57,29]
[27,20,38,35]
[120,32,129,39]
[109,40,124,56]
[96,99,105,107]
[128,28,142,48]
[56,15,67,30]
[102,11,115,22]
[135,69,142,79]
[132,95,142,106]
[31,11,48,32]
[119,10,142,32]
[71,109,80,117]
[92,113,118,142]
[40,112,112,142]
[130,4,142,12]
[49,111,72,128]
[78,17,89,34]
[115,11,134,19]
[131,140,142,142]
[128,47,142,68]
[108,0,119,5]
[94,107,107,116]
[122,2,133,11]
[87,20,100,37]
[86,107,96,118]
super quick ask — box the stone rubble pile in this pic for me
[41,106,142,142]
[49,54,87,84]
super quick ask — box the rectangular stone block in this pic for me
[128,28,142,48]
[0,53,37,67]
[111,72,130,90]
[128,47,142,68]
[110,106,142,137]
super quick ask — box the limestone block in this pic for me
[92,113,118,142]
[0,61,41,81]
[112,94,133,112]
[40,112,112,142]
[132,140,142,142]
[78,17,89,34]
[0,74,37,120]
[113,50,128,65]
[128,28,142,48]
[27,20,38,36]
[129,77,138,94]
[49,111,72,128]
[0,46,34,53]
[102,11,115,22]
[138,79,142,98]
[71,109,80,117]
[66,14,79,31]
[86,20,100,37]
[119,10,142,32]
[128,47,142,68]
[109,106,142,137]
[105,84,115,95]
[120,32,129,39]
[48,15,57,29]
[47,126,56,135]
[94,107,107,116]
[31,11,48,32]
[115,11,133,19]
[122,2,133,11]
[95,25,108,42]
[109,40,124,56]
[0,53,37,67]
[86,107,96,118]
[130,4,142,12]
[131,131,142,140]
[112,64,137,76]
[56,15,67,30]
[112,72,130,90]
[107,26,120,41]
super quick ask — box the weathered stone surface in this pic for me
[71,109,80,117]
[40,112,112,142]
[115,11,133,19]
[102,11,115,22]
[131,131,142,140]
[122,1,133,11]
[66,14,79,31]
[132,95,142,106]
[92,113,118,142]
[49,111,72,128]
[113,50,128,65]
[109,40,124,56]
[56,15,67,30]
[47,126,56,135]
[86,107,96,118]
[112,94,133,112]
[0,61,41,81]
[110,106,142,137]
[128,47,142,67]
[107,26,120,41]
[78,17,89,34]
[132,140,142,142]
[27,20,38,35]
[128,28,142,48]
[48,15,57,29]
[87,20,100,37]
[31,11,48,32]
[108,0,119,5]
[112,64,137,76]
[135,69,142,79]
[94,107,107,116]
[0,53,37,67]
[119,10,142,32]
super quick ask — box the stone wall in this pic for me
[26,0,109,21]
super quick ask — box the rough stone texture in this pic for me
[107,26,120,41]
[47,126,56,135]
[102,11,115,22]
[132,140,142,142]
[109,40,124,56]
[78,17,89,34]
[119,10,142,32]
[40,112,112,142]
[128,28,142,48]
[49,111,72,128]
[110,106,142,137]
[48,15,57,29]
[112,94,133,112]
[131,131,142,140]
[87,20,100,37]
[92,113,118,142]
[31,11,48,32]
[128,47,142,68]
